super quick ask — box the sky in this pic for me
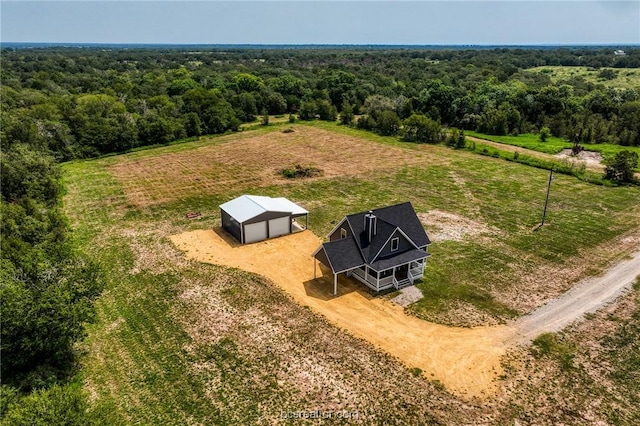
[1,1,639,45]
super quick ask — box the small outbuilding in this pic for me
[220,195,308,244]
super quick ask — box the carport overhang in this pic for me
[313,243,364,296]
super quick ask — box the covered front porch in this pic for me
[313,240,429,296]
[313,255,428,296]
[347,259,426,292]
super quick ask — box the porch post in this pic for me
[314,259,317,279]
[333,273,337,296]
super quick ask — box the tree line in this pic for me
[1,46,640,164]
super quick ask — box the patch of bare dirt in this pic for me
[555,148,604,170]
[120,225,190,275]
[170,228,515,399]
[418,210,501,242]
[109,126,444,207]
[413,300,506,328]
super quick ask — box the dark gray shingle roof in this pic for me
[315,202,430,275]
[346,202,430,263]
[370,248,429,271]
[320,238,365,273]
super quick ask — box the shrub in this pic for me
[445,127,466,149]
[280,165,322,179]
[603,150,639,183]
[1,383,99,426]
[539,126,551,142]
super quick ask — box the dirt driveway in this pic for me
[170,229,514,399]
[170,228,640,399]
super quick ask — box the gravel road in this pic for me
[511,251,640,343]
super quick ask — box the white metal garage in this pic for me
[219,195,309,244]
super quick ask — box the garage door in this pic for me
[244,222,267,243]
[269,216,290,238]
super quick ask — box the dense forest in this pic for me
[1,45,640,422]
[2,46,640,163]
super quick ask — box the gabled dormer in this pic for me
[371,228,418,262]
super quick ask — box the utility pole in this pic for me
[540,168,554,226]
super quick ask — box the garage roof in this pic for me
[220,195,308,223]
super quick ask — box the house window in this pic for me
[391,237,399,252]
[340,228,347,239]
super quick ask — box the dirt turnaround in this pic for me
[170,228,640,399]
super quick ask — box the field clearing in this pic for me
[109,125,443,207]
[529,65,640,90]
[63,123,640,423]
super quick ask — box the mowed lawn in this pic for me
[63,123,640,423]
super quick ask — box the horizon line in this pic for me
[3,42,639,48]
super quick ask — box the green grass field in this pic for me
[62,123,640,423]
[529,66,640,90]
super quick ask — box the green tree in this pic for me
[232,73,264,93]
[1,144,104,389]
[320,70,357,108]
[339,101,354,125]
[298,100,317,120]
[356,115,377,131]
[604,150,639,183]
[316,100,337,121]
[418,80,455,124]
[402,114,442,143]
[265,92,287,115]
[376,110,401,136]
[363,95,395,121]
